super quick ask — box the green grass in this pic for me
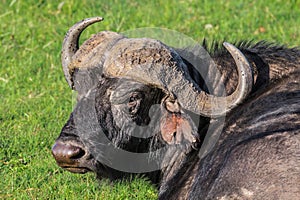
[0,0,299,199]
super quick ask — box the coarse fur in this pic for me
[53,41,300,199]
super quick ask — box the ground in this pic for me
[1,0,300,199]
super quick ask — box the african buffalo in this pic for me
[52,17,300,199]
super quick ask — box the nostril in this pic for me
[52,142,86,164]
[70,147,85,159]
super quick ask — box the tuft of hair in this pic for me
[201,39,300,56]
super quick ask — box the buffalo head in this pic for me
[52,17,253,180]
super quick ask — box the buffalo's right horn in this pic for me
[61,17,104,88]
[104,39,253,117]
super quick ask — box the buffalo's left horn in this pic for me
[61,17,104,88]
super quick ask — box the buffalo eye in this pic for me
[127,92,143,115]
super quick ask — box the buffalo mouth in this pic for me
[60,165,91,174]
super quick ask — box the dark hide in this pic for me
[53,42,300,199]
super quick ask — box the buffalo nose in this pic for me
[51,142,85,164]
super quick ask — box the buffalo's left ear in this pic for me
[160,98,199,147]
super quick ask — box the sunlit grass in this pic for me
[1,0,299,199]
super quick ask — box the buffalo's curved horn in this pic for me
[61,17,104,88]
[104,39,253,117]
[179,42,253,117]
[220,42,253,114]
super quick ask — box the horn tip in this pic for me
[95,16,104,21]
[87,16,104,22]
[222,42,232,48]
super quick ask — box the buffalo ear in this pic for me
[160,98,199,147]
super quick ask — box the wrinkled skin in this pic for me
[159,70,300,199]
[53,42,300,199]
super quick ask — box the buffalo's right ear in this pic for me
[160,98,199,147]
